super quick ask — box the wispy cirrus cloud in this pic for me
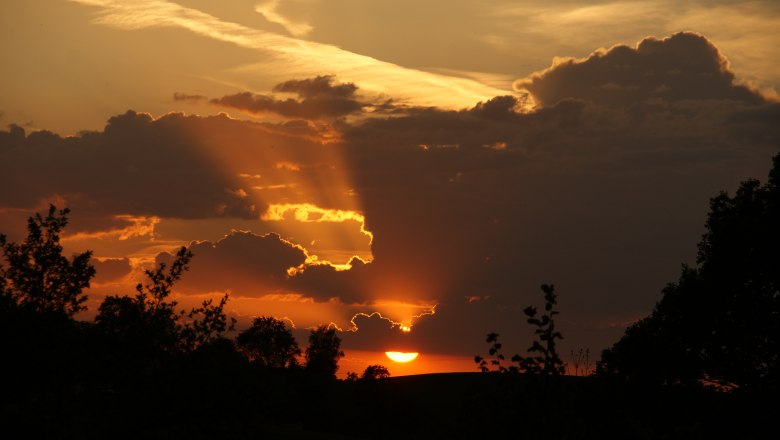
[255,0,313,37]
[69,0,509,108]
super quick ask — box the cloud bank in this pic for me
[2,32,778,357]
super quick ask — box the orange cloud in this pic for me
[62,215,160,242]
[262,203,374,246]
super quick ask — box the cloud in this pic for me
[68,0,507,109]
[273,75,358,99]
[255,0,313,37]
[211,76,365,120]
[4,31,779,358]
[156,230,308,296]
[173,92,207,102]
[0,111,258,225]
[516,32,766,107]
[92,257,133,284]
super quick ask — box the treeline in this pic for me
[2,153,778,437]
[0,207,385,437]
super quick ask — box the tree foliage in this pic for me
[361,364,390,380]
[512,284,565,375]
[599,154,780,391]
[0,205,94,317]
[305,325,344,378]
[95,246,235,354]
[236,316,301,368]
[475,332,508,373]
[476,284,565,375]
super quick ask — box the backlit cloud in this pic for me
[156,230,308,295]
[516,33,765,107]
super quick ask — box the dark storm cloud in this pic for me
[516,32,765,107]
[211,75,365,120]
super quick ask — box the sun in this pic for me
[385,351,419,363]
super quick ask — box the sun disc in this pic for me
[385,351,419,363]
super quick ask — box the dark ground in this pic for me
[5,363,776,440]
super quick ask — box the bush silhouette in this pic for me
[236,316,301,368]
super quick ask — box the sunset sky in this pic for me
[2,0,779,376]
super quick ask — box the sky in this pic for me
[2,0,779,376]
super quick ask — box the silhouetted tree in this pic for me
[476,284,564,375]
[236,316,301,368]
[94,247,234,354]
[599,153,780,391]
[0,206,95,413]
[305,325,344,378]
[0,205,94,317]
[361,364,390,380]
[474,332,510,373]
[512,284,565,375]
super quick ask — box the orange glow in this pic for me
[62,215,160,242]
[385,352,419,363]
[340,350,476,378]
[262,203,374,245]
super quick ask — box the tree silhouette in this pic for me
[305,325,344,378]
[0,205,94,317]
[474,332,510,373]
[476,284,564,375]
[236,316,301,368]
[361,364,390,380]
[599,153,780,391]
[95,247,234,354]
[512,284,565,375]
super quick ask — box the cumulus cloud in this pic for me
[516,32,766,107]
[0,111,259,225]
[150,229,372,304]
[156,231,308,296]
[92,257,132,284]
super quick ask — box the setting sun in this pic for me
[385,351,419,363]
